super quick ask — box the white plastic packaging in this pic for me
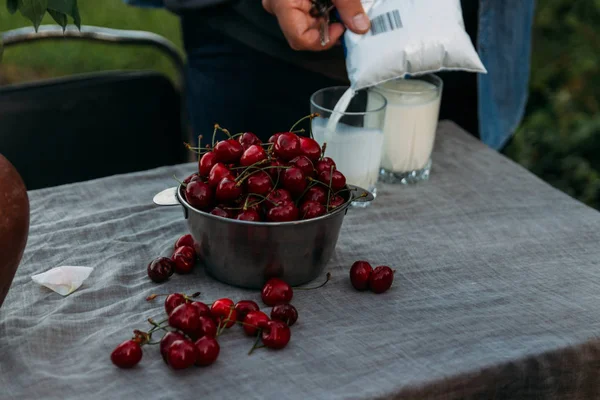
[343,0,487,90]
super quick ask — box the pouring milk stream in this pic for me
[313,0,486,186]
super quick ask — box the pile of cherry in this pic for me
[180,118,349,222]
[111,273,317,370]
[113,229,395,370]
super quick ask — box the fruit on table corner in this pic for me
[0,154,29,310]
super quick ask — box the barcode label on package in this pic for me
[370,10,402,36]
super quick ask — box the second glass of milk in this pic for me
[310,87,387,206]
[373,75,443,184]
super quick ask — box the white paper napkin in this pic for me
[31,266,93,296]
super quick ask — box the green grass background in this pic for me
[1,0,599,209]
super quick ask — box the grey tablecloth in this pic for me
[2,121,600,400]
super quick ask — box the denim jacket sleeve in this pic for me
[478,0,536,150]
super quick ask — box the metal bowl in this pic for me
[156,184,373,289]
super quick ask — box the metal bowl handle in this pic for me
[347,185,375,203]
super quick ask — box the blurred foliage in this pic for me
[504,0,600,209]
[0,0,182,84]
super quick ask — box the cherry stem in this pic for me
[216,306,235,336]
[236,164,288,186]
[295,181,319,207]
[212,124,219,148]
[327,165,334,210]
[234,160,271,184]
[321,142,327,157]
[172,175,187,188]
[248,331,263,356]
[290,128,306,135]
[289,113,319,133]
[215,124,232,138]
[295,272,331,290]
[145,292,201,301]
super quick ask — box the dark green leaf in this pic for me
[18,0,48,31]
[47,0,80,29]
[7,0,19,14]
[48,9,67,29]
[46,0,73,14]
[72,0,80,30]
[0,40,3,63]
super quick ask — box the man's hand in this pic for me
[262,0,370,51]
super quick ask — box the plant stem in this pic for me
[289,113,319,133]
[248,331,263,356]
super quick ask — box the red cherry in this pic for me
[300,200,326,220]
[216,177,243,203]
[237,209,262,222]
[349,261,373,291]
[211,298,237,329]
[172,245,196,274]
[165,293,187,315]
[243,311,270,337]
[266,159,285,182]
[303,186,328,204]
[289,155,315,178]
[199,151,218,177]
[328,194,345,209]
[270,304,298,326]
[240,144,268,167]
[147,257,175,283]
[299,137,321,162]
[190,301,212,318]
[247,171,274,196]
[174,234,194,249]
[268,133,282,144]
[234,300,260,322]
[160,331,186,364]
[111,340,142,369]
[214,139,243,163]
[208,163,233,188]
[261,320,291,349]
[274,132,301,161]
[282,167,308,197]
[183,173,201,184]
[264,189,293,211]
[167,339,197,370]
[193,315,218,339]
[267,201,299,222]
[169,303,201,336]
[318,169,346,192]
[369,266,394,294]
[185,180,214,210]
[315,157,337,174]
[194,336,220,367]
[210,206,232,218]
[261,278,293,306]
[238,132,262,150]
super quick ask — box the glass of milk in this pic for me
[310,86,387,207]
[373,75,443,184]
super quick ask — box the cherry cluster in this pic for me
[181,119,348,222]
[349,261,395,294]
[111,273,329,370]
[147,234,197,283]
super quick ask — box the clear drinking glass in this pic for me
[373,74,443,184]
[310,86,387,207]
